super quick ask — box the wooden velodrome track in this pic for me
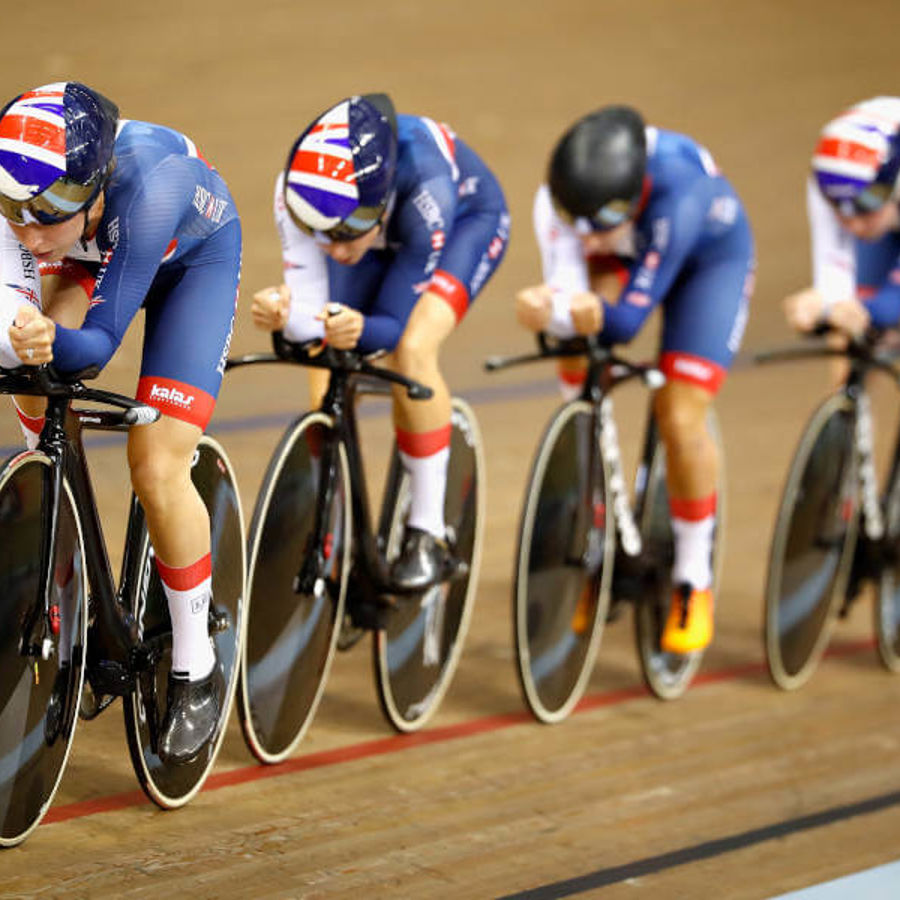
[4,1,900,896]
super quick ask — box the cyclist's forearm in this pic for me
[52,323,117,371]
[358,312,405,353]
[862,285,900,330]
[600,296,654,344]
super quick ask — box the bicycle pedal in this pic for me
[86,659,135,698]
[349,596,389,631]
[336,615,367,652]
[208,606,231,634]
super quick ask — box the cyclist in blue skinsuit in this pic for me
[516,105,755,654]
[784,97,900,343]
[252,93,509,591]
[0,81,241,764]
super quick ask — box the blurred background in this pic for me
[4,1,900,893]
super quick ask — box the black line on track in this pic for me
[498,788,900,898]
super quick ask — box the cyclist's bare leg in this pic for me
[390,291,455,434]
[128,415,214,681]
[653,379,719,650]
[127,415,209,565]
[307,367,329,411]
[653,380,718,500]
[388,291,459,588]
[654,380,718,581]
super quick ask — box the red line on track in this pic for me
[42,637,877,828]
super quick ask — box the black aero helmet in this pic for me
[548,105,647,231]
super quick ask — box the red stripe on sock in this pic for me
[557,364,587,386]
[396,424,452,458]
[670,493,717,521]
[155,553,212,591]
[15,406,44,435]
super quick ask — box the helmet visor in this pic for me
[850,181,894,215]
[0,176,99,225]
[552,194,638,233]
[286,199,386,243]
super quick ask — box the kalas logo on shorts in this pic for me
[148,383,195,409]
[672,357,713,382]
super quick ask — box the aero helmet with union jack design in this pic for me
[284,93,398,241]
[812,96,900,217]
[0,81,118,225]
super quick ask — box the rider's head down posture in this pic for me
[516,103,755,654]
[0,81,244,765]
[251,92,509,591]
[785,97,900,340]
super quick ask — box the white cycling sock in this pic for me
[156,552,215,681]
[671,514,715,590]
[398,443,449,539]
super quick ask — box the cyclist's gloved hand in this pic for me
[515,285,552,333]
[251,285,290,332]
[570,291,603,336]
[784,287,827,333]
[825,298,871,340]
[315,303,363,350]
[10,303,55,366]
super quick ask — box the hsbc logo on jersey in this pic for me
[148,383,195,409]
[488,236,504,259]
[412,188,444,230]
[431,230,445,251]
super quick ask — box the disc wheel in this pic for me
[764,394,859,690]
[374,398,485,732]
[237,414,350,763]
[513,401,613,723]
[123,436,246,805]
[0,453,88,847]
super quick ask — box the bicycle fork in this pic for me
[855,391,884,542]
[294,435,340,601]
[598,397,643,558]
[842,391,887,613]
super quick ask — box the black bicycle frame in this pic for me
[3,366,157,695]
[487,333,663,556]
[296,368,392,603]
[227,333,434,607]
[756,336,900,543]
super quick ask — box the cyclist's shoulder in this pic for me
[110,120,221,195]
[396,114,459,188]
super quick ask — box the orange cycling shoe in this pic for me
[570,585,595,635]
[660,583,714,654]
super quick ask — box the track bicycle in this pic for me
[0,364,245,848]
[227,333,484,763]
[486,334,725,722]
[757,330,900,689]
